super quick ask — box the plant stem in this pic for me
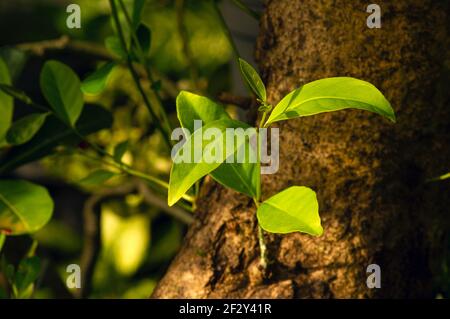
[116,0,173,136]
[109,0,172,149]
[176,0,199,90]
[71,148,195,204]
[230,0,261,20]
[0,233,5,253]
[253,198,267,270]
[211,0,240,64]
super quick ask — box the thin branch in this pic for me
[230,0,261,20]
[77,183,135,298]
[217,92,252,108]
[117,0,173,137]
[211,0,240,63]
[137,180,194,225]
[16,35,114,61]
[110,0,172,148]
[176,0,199,89]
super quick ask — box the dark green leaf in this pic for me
[238,58,266,102]
[0,180,54,235]
[134,23,151,55]
[0,104,113,173]
[257,186,323,236]
[14,256,40,293]
[113,140,129,163]
[266,77,395,125]
[6,113,49,145]
[81,62,116,95]
[40,60,84,126]
[0,58,13,142]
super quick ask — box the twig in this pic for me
[211,0,240,64]
[230,0,261,20]
[117,0,173,137]
[176,0,199,89]
[77,183,135,298]
[16,35,114,61]
[137,180,194,225]
[217,92,252,108]
[110,0,172,148]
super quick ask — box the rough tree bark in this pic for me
[152,0,450,298]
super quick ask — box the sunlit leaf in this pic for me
[40,60,84,126]
[266,77,395,125]
[169,118,252,206]
[0,180,54,235]
[257,186,323,236]
[238,58,266,102]
[176,91,258,197]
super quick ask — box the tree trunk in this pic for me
[152,0,450,298]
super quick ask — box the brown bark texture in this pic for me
[152,0,450,298]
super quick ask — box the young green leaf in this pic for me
[169,118,252,206]
[176,91,259,197]
[0,104,113,174]
[40,60,84,127]
[0,180,54,235]
[265,77,395,126]
[0,57,13,142]
[6,113,48,145]
[238,58,266,102]
[78,169,118,186]
[113,140,129,163]
[81,62,117,95]
[257,186,323,236]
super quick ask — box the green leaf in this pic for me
[0,84,33,105]
[257,186,323,236]
[176,91,231,130]
[78,169,118,186]
[0,104,113,173]
[14,256,40,293]
[0,180,54,235]
[40,60,84,127]
[238,58,266,102]
[0,57,13,142]
[6,113,48,145]
[113,140,129,163]
[105,36,127,59]
[176,91,258,197]
[132,0,146,30]
[266,77,395,125]
[81,62,116,95]
[169,118,252,206]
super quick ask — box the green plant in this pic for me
[168,57,396,268]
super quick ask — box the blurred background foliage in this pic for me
[0,0,260,298]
